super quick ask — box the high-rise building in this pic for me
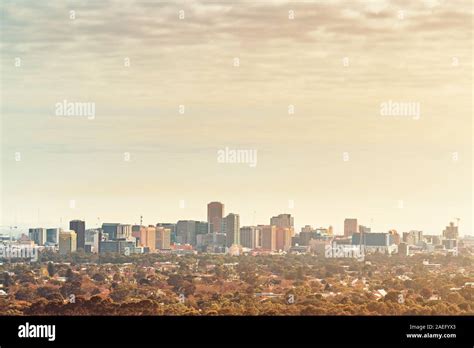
[240,226,261,249]
[403,230,423,245]
[260,225,276,251]
[102,223,120,240]
[197,232,226,253]
[270,214,294,229]
[275,227,292,251]
[59,230,77,255]
[28,228,47,246]
[195,222,209,240]
[46,228,60,245]
[352,232,391,246]
[176,220,193,245]
[207,201,224,234]
[84,229,100,253]
[100,240,137,254]
[156,223,177,243]
[117,224,132,240]
[69,220,86,250]
[176,220,209,246]
[442,222,458,240]
[359,225,371,234]
[299,230,313,246]
[223,213,240,247]
[344,218,358,237]
[132,225,142,241]
[139,225,156,252]
[156,227,171,250]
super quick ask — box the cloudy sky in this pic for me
[0,0,472,235]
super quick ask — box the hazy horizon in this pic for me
[1,0,472,236]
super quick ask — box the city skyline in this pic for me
[1,0,472,236]
[5,205,465,238]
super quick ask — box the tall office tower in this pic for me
[442,222,458,239]
[46,228,60,245]
[298,230,313,246]
[139,225,156,252]
[156,227,171,250]
[70,220,86,250]
[240,226,261,249]
[117,224,132,240]
[260,225,276,251]
[403,230,423,245]
[175,220,209,246]
[28,228,47,246]
[132,225,142,241]
[195,221,210,241]
[207,201,224,234]
[275,227,292,251]
[156,223,177,243]
[102,223,120,240]
[359,225,371,234]
[59,230,77,255]
[270,214,294,229]
[413,230,423,243]
[344,218,358,237]
[176,220,195,245]
[84,229,100,253]
[223,213,240,247]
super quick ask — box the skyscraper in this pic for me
[260,225,276,251]
[156,223,177,243]
[70,220,86,250]
[84,229,100,253]
[59,230,77,255]
[139,225,156,252]
[174,220,208,246]
[442,222,458,239]
[223,213,240,247]
[344,218,358,237]
[240,226,261,249]
[117,224,132,240]
[275,227,292,251]
[207,201,224,234]
[28,228,47,246]
[46,228,60,245]
[102,223,120,240]
[270,214,294,229]
[156,227,171,250]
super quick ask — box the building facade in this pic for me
[344,218,358,237]
[207,201,224,234]
[59,230,77,255]
[70,220,86,250]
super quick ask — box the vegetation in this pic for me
[0,252,472,315]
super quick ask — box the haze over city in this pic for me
[1,0,472,235]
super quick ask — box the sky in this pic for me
[0,0,472,236]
